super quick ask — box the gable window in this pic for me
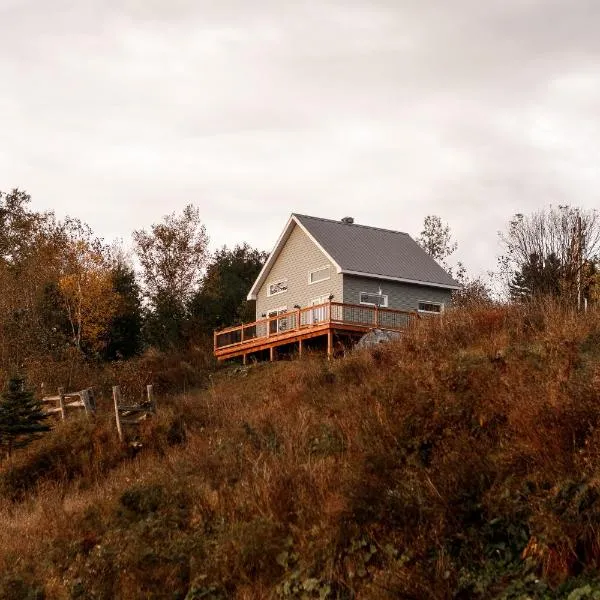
[309,266,330,284]
[418,301,443,314]
[267,279,288,296]
[360,292,388,307]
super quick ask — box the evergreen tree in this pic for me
[104,263,143,360]
[510,252,563,302]
[0,376,50,459]
[189,244,268,335]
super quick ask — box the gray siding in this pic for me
[256,224,343,318]
[343,275,453,312]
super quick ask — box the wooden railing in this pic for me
[214,302,418,351]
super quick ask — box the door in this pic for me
[268,307,287,334]
[311,297,328,324]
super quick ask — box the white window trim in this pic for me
[359,292,389,308]
[418,300,444,314]
[311,295,329,306]
[308,265,331,285]
[267,278,288,297]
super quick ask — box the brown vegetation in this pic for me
[1,302,600,598]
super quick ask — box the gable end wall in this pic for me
[256,224,343,318]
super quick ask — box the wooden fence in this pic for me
[41,387,96,419]
[112,385,156,442]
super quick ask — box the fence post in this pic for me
[81,389,95,416]
[147,384,155,413]
[58,387,66,421]
[113,386,123,442]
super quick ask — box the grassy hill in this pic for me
[1,302,600,599]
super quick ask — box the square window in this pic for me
[359,292,388,307]
[309,266,330,284]
[418,301,443,313]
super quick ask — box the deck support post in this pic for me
[242,354,247,365]
[327,331,333,360]
[298,338,303,357]
[270,346,275,362]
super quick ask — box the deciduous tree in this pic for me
[499,206,600,305]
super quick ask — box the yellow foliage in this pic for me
[58,246,118,355]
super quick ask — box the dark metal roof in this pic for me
[294,214,460,289]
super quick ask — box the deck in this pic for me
[214,301,418,361]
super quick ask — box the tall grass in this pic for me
[1,301,600,598]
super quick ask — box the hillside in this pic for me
[1,303,600,599]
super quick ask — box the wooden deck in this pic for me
[214,301,418,361]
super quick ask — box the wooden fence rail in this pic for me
[41,386,96,419]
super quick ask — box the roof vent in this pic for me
[341,216,354,224]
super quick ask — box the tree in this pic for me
[58,232,119,356]
[417,215,458,265]
[499,206,600,305]
[452,274,493,308]
[133,205,209,303]
[133,205,209,350]
[509,252,562,302]
[0,189,46,266]
[0,376,50,459]
[189,243,268,335]
[103,262,144,360]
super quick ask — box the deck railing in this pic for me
[214,302,417,351]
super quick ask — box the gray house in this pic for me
[247,214,460,322]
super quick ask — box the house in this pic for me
[214,214,459,362]
[248,213,460,319]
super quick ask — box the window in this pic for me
[267,279,288,296]
[309,266,330,284]
[360,292,388,307]
[418,301,443,314]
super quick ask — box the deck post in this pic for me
[243,354,247,365]
[327,331,333,360]
[374,306,378,326]
[298,338,303,356]
[270,346,275,362]
[296,309,301,330]
[213,330,217,352]
[241,326,244,343]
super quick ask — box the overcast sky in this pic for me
[2,0,599,278]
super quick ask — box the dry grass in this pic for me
[1,301,600,598]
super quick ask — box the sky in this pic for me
[2,0,600,279]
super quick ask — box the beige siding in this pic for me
[343,275,453,312]
[256,224,343,318]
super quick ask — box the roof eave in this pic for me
[246,214,343,301]
[341,269,462,290]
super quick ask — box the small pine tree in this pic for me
[0,376,50,459]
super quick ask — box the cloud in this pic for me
[1,0,600,278]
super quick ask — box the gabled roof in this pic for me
[247,214,460,300]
